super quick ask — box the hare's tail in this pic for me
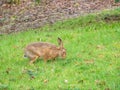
[24,54,27,58]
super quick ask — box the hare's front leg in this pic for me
[43,55,49,63]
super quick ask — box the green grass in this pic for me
[0,8,120,90]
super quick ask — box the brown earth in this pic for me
[0,0,120,34]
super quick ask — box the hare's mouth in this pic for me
[62,55,66,59]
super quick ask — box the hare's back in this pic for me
[25,42,56,56]
[26,42,57,48]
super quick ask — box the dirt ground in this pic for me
[0,0,120,34]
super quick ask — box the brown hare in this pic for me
[24,38,66,64]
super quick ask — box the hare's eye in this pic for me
[63,51,66,54]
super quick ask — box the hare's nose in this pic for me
[62,55,66,59]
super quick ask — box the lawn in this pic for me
[0,8,120,90]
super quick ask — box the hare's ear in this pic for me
[58,37,63,48]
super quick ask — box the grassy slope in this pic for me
[0,8,120,90]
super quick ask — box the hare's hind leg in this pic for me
[29,56,39,64]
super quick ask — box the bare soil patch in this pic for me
[0,0,120,34]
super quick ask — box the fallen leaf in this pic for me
[95,80,106,86]
[98,54,105,58]
[13,45,19,49]
[44,79,48,83]
[105,87,111,90]
[84,59,94,64]
[96,45,105,50]
[64,80,68,83]
[77,54,81,58]
[114,53,120,58]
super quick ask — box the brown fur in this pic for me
[24,38,66,64]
